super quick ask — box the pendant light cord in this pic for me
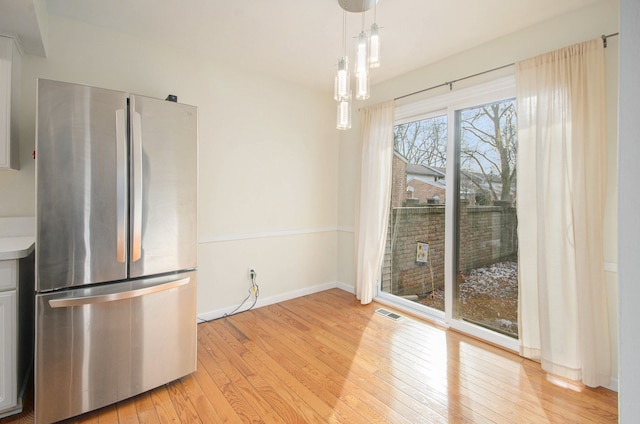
[342,10,347,56]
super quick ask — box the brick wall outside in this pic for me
[385,202,517,297]
[388,205,446,297]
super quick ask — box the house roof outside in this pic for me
[404,162,515,200]
[406,163,445,179]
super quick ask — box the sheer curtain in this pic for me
[516,39,611,387]
[355,100,395,304]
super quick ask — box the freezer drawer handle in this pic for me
[48,278,190,308]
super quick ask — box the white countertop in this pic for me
[0,236,35,260]
[0,217,35,260]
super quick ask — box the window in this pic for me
[454,98,518,338]
[379,77,519,350]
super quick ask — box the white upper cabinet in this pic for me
[0,36,21,170]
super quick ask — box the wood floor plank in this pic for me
[178,371,223,424]
[254,304,436,423]
[1,288,618,424]
[95,405,118,424]
[231,312,372,424]
[285,294,568,422]
[208,320,342,419]
[132,392,161,424]
[192,357,243,423]
[197,333,265,423]
[278,305,504,422]
[165,376,203,424]
[114,398,139,424]
[201,327,288,423]
[149,385,181,424]
[230,318,369,423]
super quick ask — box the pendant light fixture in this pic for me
[335,0,381,129]
[335,10,352,129]
[336,98,352,130]
[355,14,370,100]
[334,57,350,101]
[369,2,380,68]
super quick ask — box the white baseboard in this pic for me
[335,281,354,293]
[197,281,350,322]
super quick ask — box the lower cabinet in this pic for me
[0,253,33,419]
[0,291,17,413]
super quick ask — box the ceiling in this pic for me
[2,0,604,92]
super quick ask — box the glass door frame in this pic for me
[376,76,519,352]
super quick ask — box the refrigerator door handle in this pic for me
[131,106,143,262]
[115,109,127,263]
[47,277,190,308]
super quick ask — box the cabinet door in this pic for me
[0,36,20,170]
[0,291,16,412]
[0,261,16,291]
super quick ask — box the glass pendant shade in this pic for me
[355,30,370,99]
[355,30,369,76]
[369,22,380,68]
[334,57,350,101]
[336,98,352,130]
[334,0,383,129]
[355,69,370,100]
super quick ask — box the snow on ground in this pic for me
[418,261,519,336]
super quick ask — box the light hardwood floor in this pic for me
[2,288,617,423]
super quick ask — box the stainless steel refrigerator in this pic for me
[34,79,198,424]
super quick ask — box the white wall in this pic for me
[618,0,640,420]
[0,14,340,317]
[337,0,620,378]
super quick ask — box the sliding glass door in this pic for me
[380,77,519,349]
[454,99,518,338]
[382,112,448,315]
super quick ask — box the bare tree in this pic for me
[394,116,447,167]
[392,102,517,203]
[460,101,517,202]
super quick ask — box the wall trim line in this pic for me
[198,226,340,244]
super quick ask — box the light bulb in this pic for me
[369,23,380,68]
[337,99,351,130]
[355,30,368,76]
[355,69,370,100]
[334,57,350,101]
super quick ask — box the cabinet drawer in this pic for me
[0,261,17,291]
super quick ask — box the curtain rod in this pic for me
[394,33,620,102]
[394,63,514,101]
[601,32,619,48]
